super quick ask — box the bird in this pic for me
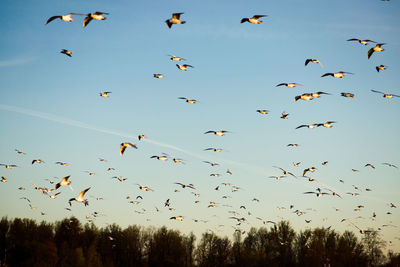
[281,112,289,119]
[273,166,296,177]
[226,169,233,175]
[322,161,328,166]
[257,110,269,114]
[166,13,186,28]
[241,15,267,24]
[294,93,313,102]
[32,159,45,165]
[69,187,90,206]
[302,167,317,176]
[15,149,26,155]
[174,182,195,189]
[1,177,6,183]
[204,148,223,152]
[150,155,168,161]
[49,192,61,199]
[0,164,18,169]
[164,199,170,207]
[55,161,70,166]
[60,49,72,57]
[341,92,355,98]
[204,130,229,136]
[321,72,353,78]
[54,175,71,190]
[176,64,193,71]
[45,14,76,24]
[138,135,147,141]
[303,191,329,197]
[312,91,330,98]
[169,55,185,61]
[365,163,375,169]
[112,176,128,182]
[203,161,219,167]
[120,142,137,156]
[276,83,301,88]
[100,91,111,98]
[368,43,385,59]
[287,144,299,147]
[178,97,197,104]
[82,12,108,27]
[170,216,184,221]
[347,38,376,45]
[296,124,318,129]
[137,184,154,191]
[371,90,400,98]
[305,59,323,67]
[317,121,336,128]
[376,65,387,72]
[153,74,164,79]
[382,163,398,168]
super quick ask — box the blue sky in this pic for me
[1,0,400,251]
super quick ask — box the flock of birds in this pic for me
[1,6,399,247]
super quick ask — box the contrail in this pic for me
[0,104,272,176]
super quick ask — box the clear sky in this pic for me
[1,0,400,251]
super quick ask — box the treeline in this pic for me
[0,217,398,267]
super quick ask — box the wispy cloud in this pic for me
[0,56,37,67]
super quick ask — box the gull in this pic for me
[138,135,147,141]
[322,161,328,166]
[203,161,219,167]
[174,182,195,189]
[164,199,170,207]
[60,49,72,57]
[204,130,229,136]
[170,216,184,221]
[178,97,197,104]
[287,144,299,147]
[69,187,91,206]
[303,191,330,197]
[150,155,168,161]
[278,111,289,120]
[305,220,312,224]
[390,203,397,208]
[99,158,107,162]
[269,175,286,180]
[273,166,296,177]
[325,188,342,199]
[341,92,355,98]
[296,124,318,129]
[120,142,137,156]
[293,162,301,167]
[312,91,330,98]
[365,163,375,169]
[112,176,128,182]
[382,163,398,168]
[49,192,61,199]
[346,192,360,197]
[55,161,70,166]
[241,15,267,24]
[347,38,376,45]
[82,12,108,27]
[305,59,323,67]
[153,74,164,79]
[107,167,115,171]
[227,169,233,175]
[84,171,96,176]
[302,167,317,176]
[45,14,76,24]
[371,90,400,99]
[20,197,31,203]
[54,175,72,190]
[210,173,221,177]
[15,149,26,155]
[169,55,185,61]
[176,64,193,71]
[172,158,185,164]
[137,184,154,191]
[257,109,269,114]
[253,198,260,202]
[204,148,223,152]
[294,93,313,101]
[100,91,111,98]
[317,121,336,128]
[130,201,140,205]
[276,83,302,88]
[321,71,353,78]
[32,159,45,165]
[166,13,186,28]
[18,187,25,190]
[368,43,385,59]
[376,65,387,72]
[1,177,6,183]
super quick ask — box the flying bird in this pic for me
[32,159,45,165]
[204,130,229,136]
[45,14,76,24]
[276,83,301,88]
[15,149,26,155]
[166,13,186,28]
[296,124,318,129]
[60,49,72,57]
[294,93,313,101]
[321,72,353,78]
[170,216,184,221]
[257,109,269,114]
[176,64,193,71]
[169,55,185,61]
[241,15,267,24]
[204,148,223,152]
[138,135,147,141]
[120,142,137,156]
[100,91,111,98]
[376,65,387,72]
[368,43,385,59]
[179,97,197,104]
[281,111,289,119]
[305,59,323,67]
[371,90,399,98]
[347,38,376,45]
[153,74,164,79]
[317,121,336,128]
[341,92,355,98]
[54,175,71,190]
[82,12,108,27]
[69,187,91,206]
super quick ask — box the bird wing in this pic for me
[79,187,91,198]
[166,21,173,28]
[296,125,307,129]
[347,38,359,42]
[95,11,109,15]
[321,73,332,77]
[45,16,62,24]
[276,83,285,87]
[371,90,385,95]
[83,16,93,27]
[367,48,374,59]
[120,144,127,156]
[252,15,266,19]
[172,13,183,19]
[204,131,214,134]
[305,59,311,66]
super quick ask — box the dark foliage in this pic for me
[0,216,395,267]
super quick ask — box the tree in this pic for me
[362,231,386,267]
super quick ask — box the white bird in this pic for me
[176,64,193,71]
[166,13,186,28]
[69,187,90,206]
[120,142,137,156]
